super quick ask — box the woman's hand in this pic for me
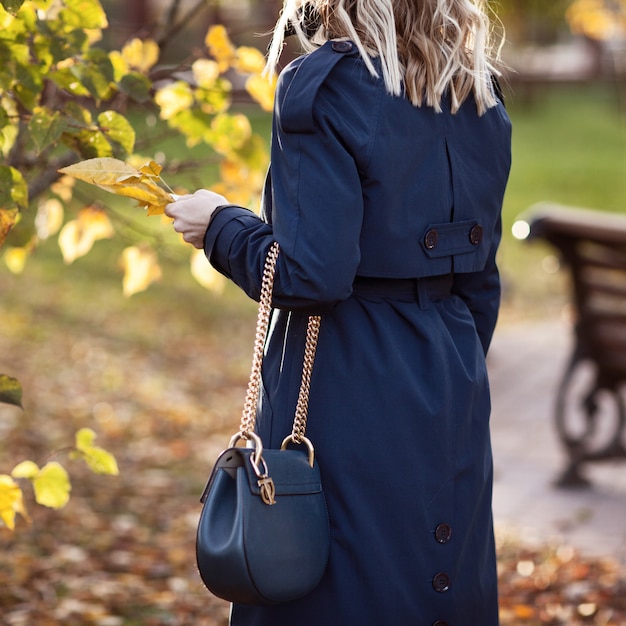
[164,189,228,249]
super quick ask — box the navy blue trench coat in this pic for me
[204,40,512,626]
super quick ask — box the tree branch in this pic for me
[27,153,78,202]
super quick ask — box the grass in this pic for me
[496,82,626,320]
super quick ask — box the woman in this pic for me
[166,0,511,624]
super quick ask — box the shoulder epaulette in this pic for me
[279,40,358,134]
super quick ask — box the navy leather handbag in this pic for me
[196,243,330,605]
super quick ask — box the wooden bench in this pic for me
[518,203,626,486]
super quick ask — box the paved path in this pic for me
[488,318,626,561]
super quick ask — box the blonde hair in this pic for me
[266,0,504,115]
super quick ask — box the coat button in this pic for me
[432,572,451,592]
[469,224,483,245]
[434,523,452,544]
[331,40,353,53]
[424,228,439,250]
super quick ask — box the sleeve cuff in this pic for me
[203,205,263,276]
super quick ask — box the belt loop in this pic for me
[416,279,431,311]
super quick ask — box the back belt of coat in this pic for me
[352,275,453,310]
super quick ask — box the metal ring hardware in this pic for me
[281,434,316,468]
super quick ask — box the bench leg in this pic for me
[554,349,626,487]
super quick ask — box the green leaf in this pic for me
[29,106,67,154]
[64,100,93,126]
[49,68,90,96]
[118,71,152,103]
[98,110,134,157]
[62,127,112,159]
[37,27,88,64]
[0,166,28,210]
[0,0,26,17]
[72,48,114,102]
[32,462,71,509]
[0,374,22,407]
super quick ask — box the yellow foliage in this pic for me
[108,50,129,81]
[32,462,71,509]
[58,206,114,264]
[190,248,226,293]
[0,208,19,247]
[154,81,195,120]
[59,158,173,215]
[11,460,40,480]
[566,0,626,40]
[0,475,28,530]
[121,37,159,73]
[3,247,28,274]
[234,46,266,74]
[35,197,65,239]
[192,59,220,88]
[210,113,252,156]
[74,428,119,475]
[60,157,140,186]
[245,74,277,113]
[121,246,162,297]
[205,24,236,73]
[51,176,76,203]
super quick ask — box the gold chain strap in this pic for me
[238,242,321,444]
[290,315,321,443]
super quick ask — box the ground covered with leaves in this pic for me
[1,255,625,625]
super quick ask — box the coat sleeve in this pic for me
[204,50,368,312]
[451,213,502,355]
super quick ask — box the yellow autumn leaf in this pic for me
[3,247,28,274]
[59,158,173,215]
[191,248,226,293]
[11,460,40,479]
[0,475,29,530]
[210,113,252,156]
[220,158,251,186]
[192,58,220,88]
[0,208,19,248]
[109,50,129,81]
[96,182,171,215]
[218,155,265,201]
[205,24,236,73]
[121,246,162,297]
[59,157,141,187]
[58,207,114,264]
[234,46,266,74]
[51,176,75,202]
[32,462,71,509]
[121,37,160,73]
[246,73,277,112]
[75,428,119,475]
[210,181,256,210]
[139,160,163,178]
[154,81,194,120]
[35,197,65,239]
